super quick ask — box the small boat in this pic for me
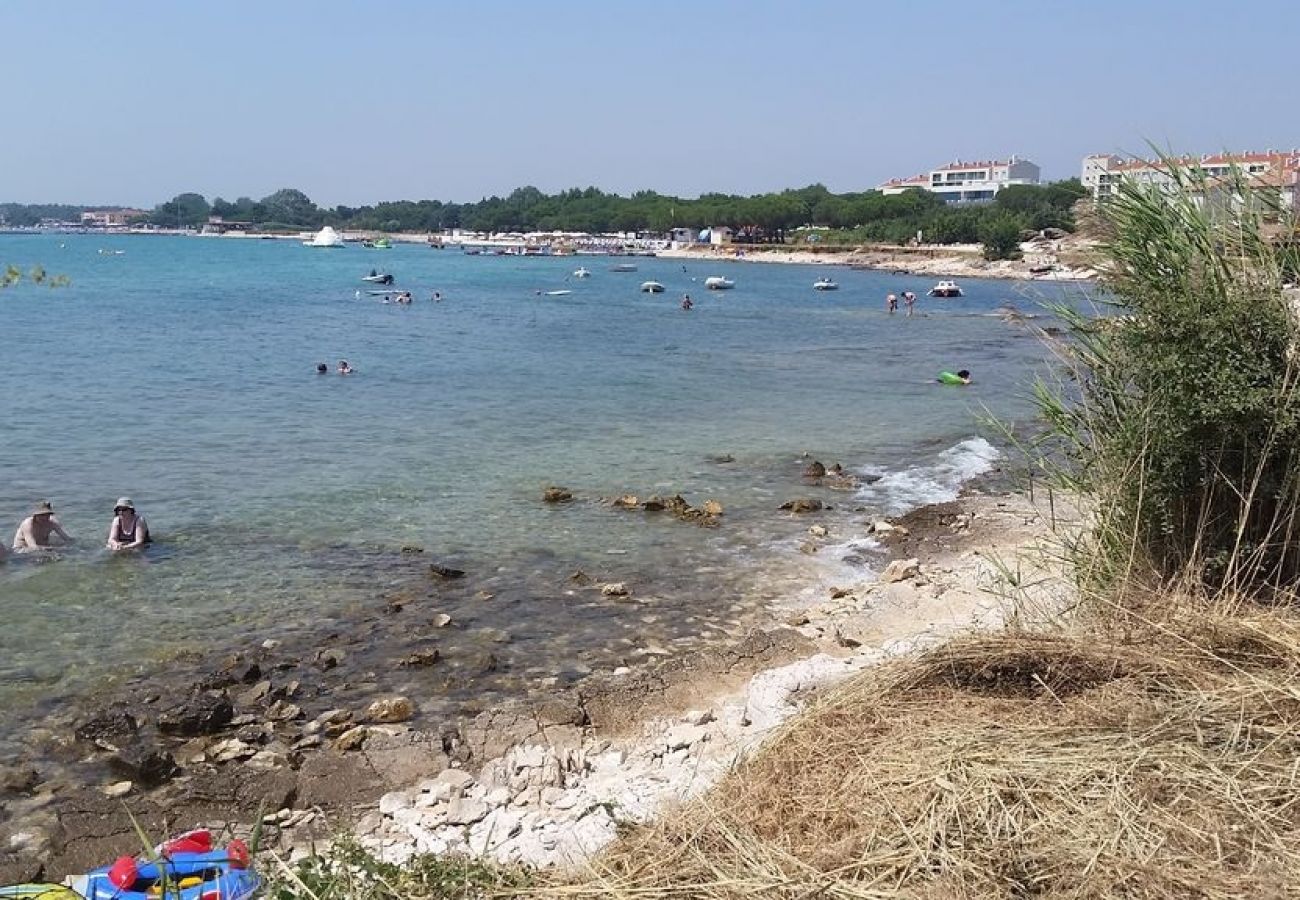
[303,226,345,248]
[812,278,839,291]
[640,281,665,293]
[362,272,394,284]
[66,830,261,900]
[544,289,573,296]
[928,280,963,298]
[367,289,406,296]
[704,276,735,290]
[573,267,592,278]
[610,263,638,272]
[372,237,391,249]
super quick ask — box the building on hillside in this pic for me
[1081,151,1300,210]
[879,157,1041,203]
[80,209,144,227]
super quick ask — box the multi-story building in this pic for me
[80,209,144,228]
[1081,151,1300,210]
[879,156,1041,203]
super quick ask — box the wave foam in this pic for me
[856,437,999,515]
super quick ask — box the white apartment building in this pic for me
[1082,151,1300,209]
[879,156,1041,203]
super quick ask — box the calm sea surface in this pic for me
[0,234,1078,734]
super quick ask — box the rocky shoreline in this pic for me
[657,237,1100,283]
[0,475,1056,884]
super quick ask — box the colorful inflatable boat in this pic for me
[65,831,261,900]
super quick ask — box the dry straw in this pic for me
[545,602,1300,898]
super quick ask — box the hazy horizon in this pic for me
[4,0,1296,209]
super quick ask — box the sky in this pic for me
[2,0,1296,208]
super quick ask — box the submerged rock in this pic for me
[780,498,824,513]
[157,692,234,737]
[108,744,179,786]
[398,649,441,668]
[367,696,416,724]
[74,708,138,746]
[542,487,573,504]
[803,460,827,478]
[428,564,466,579]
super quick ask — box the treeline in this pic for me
[4,181,1089,247]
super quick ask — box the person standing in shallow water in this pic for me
[106,497,150,551]
[13,501,73,552]
[886,293,898,314]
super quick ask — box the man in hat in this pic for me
[13,501,74,552]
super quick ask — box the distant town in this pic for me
[3,150,1295,247]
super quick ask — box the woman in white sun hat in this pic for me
[106,497,151,551]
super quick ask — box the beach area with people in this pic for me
[0,232,1075,881]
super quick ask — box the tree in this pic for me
[149,192,210,228]
[259,188,320,229]
[978,212,1024,260]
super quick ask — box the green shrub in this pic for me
[978,213,1024,260]
[1029,160,1300,593]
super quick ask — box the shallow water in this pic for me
[0,234,1082,737]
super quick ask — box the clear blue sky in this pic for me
[3,0,1295,207]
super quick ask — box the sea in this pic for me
[0,234,1082,748]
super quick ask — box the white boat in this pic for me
[640,281,665,293]
[812,278,839,291]
[704,276,735,290]
[361,272,393,284]
[927,280,963,298]
[610,262,638,272]
[544,289,572,296]
[303,226,345,248]
[572,267,591,278]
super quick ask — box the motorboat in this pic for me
[543,289,572,296]
[573,267,592,278]
[303,226,345,248]
[812,278,839,291]
[704,276,735,290]
[928,280,963,298]
[640,281,665,293]
[362,272,394,285]
[609,263,638,272]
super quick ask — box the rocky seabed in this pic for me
[353,588,1006,869]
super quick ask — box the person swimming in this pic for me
[316,362,328,374]
[106,497,150,551]
[338,360,354,375]
[13,501,73,552]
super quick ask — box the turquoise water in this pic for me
[0,234,1072,733]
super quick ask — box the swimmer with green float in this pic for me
[938,369,971,385]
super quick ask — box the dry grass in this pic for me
[548,600,1300,899]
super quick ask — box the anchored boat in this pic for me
[704,276,735,290]
[927,280,963,298]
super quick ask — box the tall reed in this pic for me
[1030,157,1300,596]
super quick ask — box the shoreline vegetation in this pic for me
[2,179,1094,277]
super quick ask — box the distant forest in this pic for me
[1,180,1088,246]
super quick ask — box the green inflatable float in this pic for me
[938,370,971,385]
